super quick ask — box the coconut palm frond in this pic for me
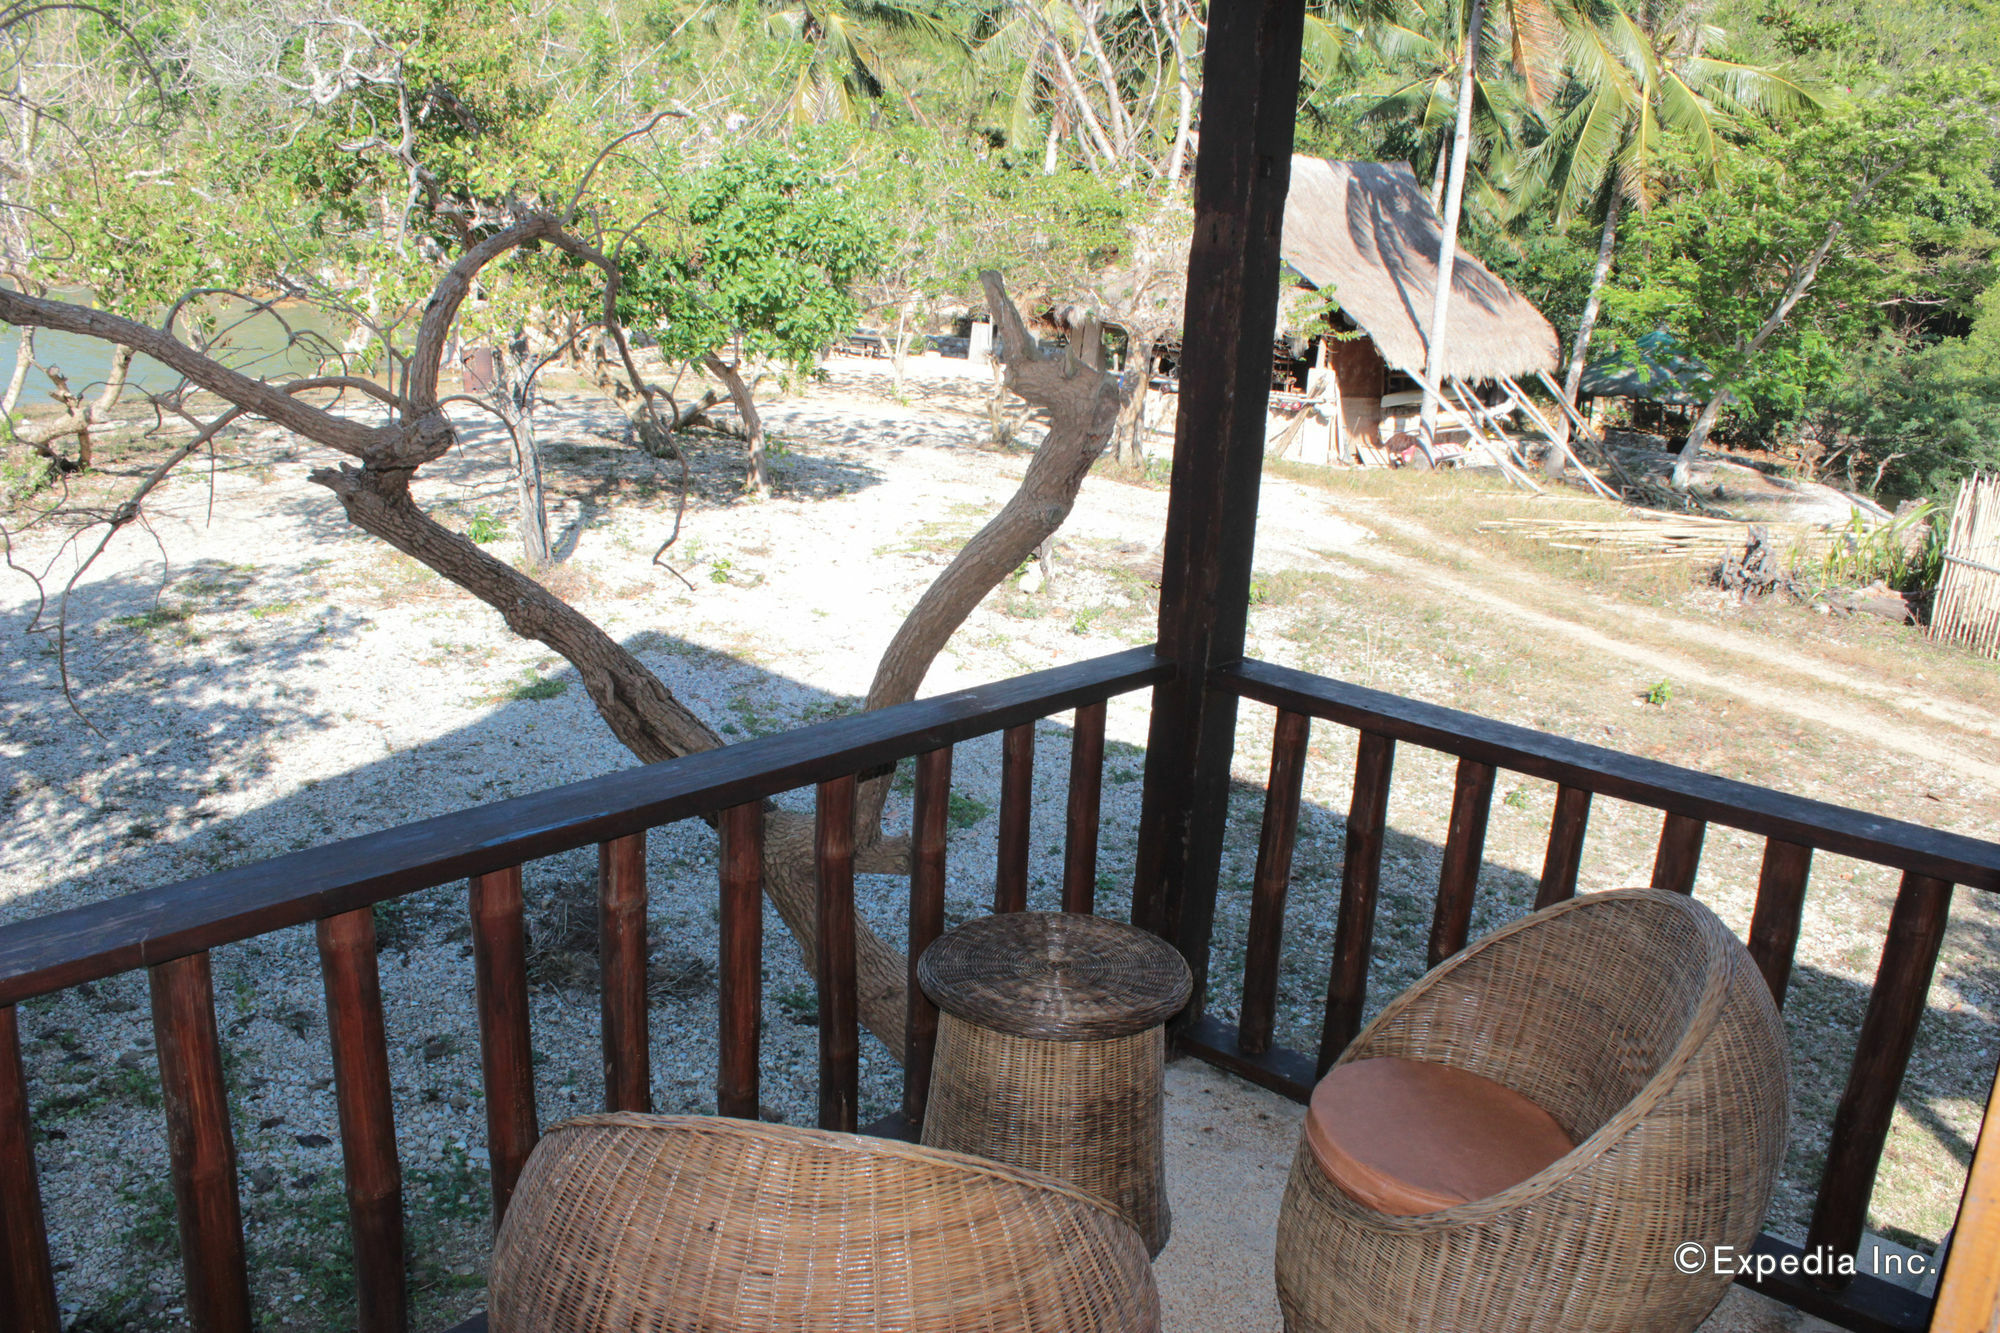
[847,0,975,54]
[1564,80,1630,217]
[1681,54,1819,118]
[1495,0,1565,104]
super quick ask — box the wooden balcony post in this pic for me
[0,1004,58,1333]
[150,951,252,1333]
[1652,812,1707,894]
[1536,785,1592,908]
[316,908,407,1333]
[1318,733,1396,1075]
[1428,758,1496,967]
[717,804,764,1121]
[1748,840,1814,1006]
[995,722,1035,914]
[1062,702,1108,914]
[816,776,860,1133]
[905,747,953,1130]
[1241,710,1311,1056]
[469,867,538,1227]
[1807,872,1954,1278]
[598,833,651,1114]
[1131,0,1306,1015]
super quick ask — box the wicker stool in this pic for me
[490,1113,1161,1332]
[918,910,1192,1257]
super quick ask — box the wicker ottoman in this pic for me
[917,911,1192,1257]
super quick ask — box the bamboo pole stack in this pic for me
[1478,514,1837,568]
[1931,473,2000,658]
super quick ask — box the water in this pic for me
[0,294,362,408]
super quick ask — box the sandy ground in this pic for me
[2,351,1995,1329]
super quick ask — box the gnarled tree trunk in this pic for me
[0,231,1122,1065]
[703,351,768,495]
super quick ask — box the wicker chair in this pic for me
[1275,888,1789,1333]
[490,1113,1162,1332]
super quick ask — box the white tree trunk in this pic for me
[2,325,33,418]
[1420,0,1484,447]
[1561,193,1621,409]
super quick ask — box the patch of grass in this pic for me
[115,605,192,632]
[725,692,782,738]
[262,1180,357,1315]
[410,1141,490,1225]
[118,1172,180,1257]
[466,507,507,543]
[947,789,991,829]
[41,1058,164,1120]
[774,982,818,1025]
[1,450,52,502]
[1643,679,1674,707]
[505,671,569,702]
[248,600,301,620]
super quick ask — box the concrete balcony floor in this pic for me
[1157,1060,1844,1332]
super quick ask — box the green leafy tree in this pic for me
[1509,0,1813,412]
[618,134,882,493]
[1603,72,2000,486]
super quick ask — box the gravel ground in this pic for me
[2,354,1994,1330]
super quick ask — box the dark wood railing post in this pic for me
[149,951,252,1333]
[1241,710,1312,1056]
[717,804,764,1121]
[1428,759,1496,968]
[905,748,953,1131]
[469,867,538,1227]
[1652,812,1707,894]
[1537,784,1593,909]
[1748,840,1814,1006]
[1807,872,1955,1279]
[816,776,860,1132]
[598,833,651,1114]
[316,909,407,1333]
[1318,733,1395,1075]
[995,722,1035,914]
[1062,702,1108,914]
[0,1004,58,1333]
[1128,0,1305,1014]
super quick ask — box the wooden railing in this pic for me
[0,647,1169,1333]
[3,644,1997,1333]
[1178,657,2000,1333]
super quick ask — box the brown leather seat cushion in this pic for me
[1305,1057,1574,1216]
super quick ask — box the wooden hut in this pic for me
[1274,157,1559,462]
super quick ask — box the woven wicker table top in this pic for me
[917,911,1192,1040]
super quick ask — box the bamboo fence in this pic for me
[1931,473,2000,658]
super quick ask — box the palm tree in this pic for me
[1402,0,1564,446]
[1327,7,1525,213]
[1509,0,1814,413]
[765,0,974,127]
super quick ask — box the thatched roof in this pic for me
[1280,158,1558,382]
